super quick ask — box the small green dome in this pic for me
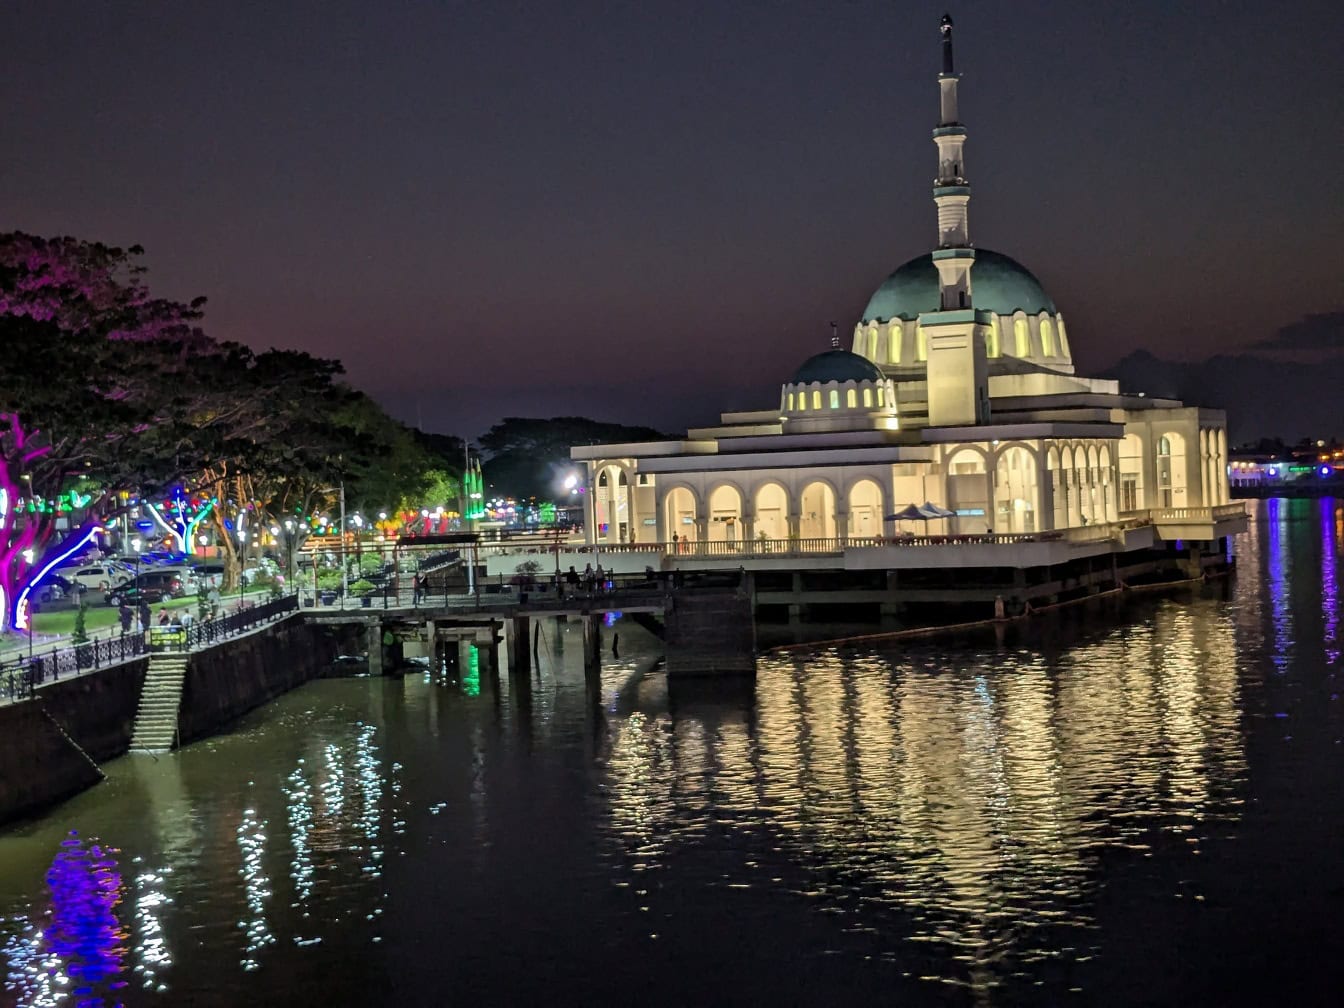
[790,349,885,384]
[861,248,1057,322]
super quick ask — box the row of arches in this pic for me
[853,311,1071,367]
[665,480,888,543]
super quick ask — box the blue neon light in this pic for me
[15,524,103,630]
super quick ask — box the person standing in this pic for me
[118,603,133,636]
[413,573,423,605]
[207,586,222,618]
[138,599,151,633]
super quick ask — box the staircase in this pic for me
[131,654,188,752]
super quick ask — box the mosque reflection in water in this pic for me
[605,587,1248,983]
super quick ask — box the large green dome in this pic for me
[861,248,1056,323]
[790,349,885,384]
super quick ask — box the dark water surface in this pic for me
[3,498,1343,1006]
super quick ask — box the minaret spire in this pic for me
[932,12,972,308]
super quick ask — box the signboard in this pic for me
[149,626,188,652]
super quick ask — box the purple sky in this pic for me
[7,1,1344,437]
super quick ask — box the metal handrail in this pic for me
[0,593,300,706]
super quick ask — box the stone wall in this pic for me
[0,615,354,827]
[0,658,147,825]
[177,616,343,746]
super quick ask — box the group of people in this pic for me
[116,587,224,635]
[561,563,606,597]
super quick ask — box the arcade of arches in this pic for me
[600,429,1230,545]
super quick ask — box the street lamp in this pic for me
[316,482,347,607]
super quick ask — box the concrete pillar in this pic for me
[440,636,461,677]
[835,510,849,544]
[474,626,500,695]
[694,518,709,548]
[367,623,384,676]
[742,512,756,543]
[787,514,800,540]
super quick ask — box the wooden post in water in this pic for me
[508,615,531,676]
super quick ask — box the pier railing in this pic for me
[0,593,300,706]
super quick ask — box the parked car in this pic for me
[139,550,190,566]
[191,563,225,589]
[30,573,72,604]
[66,564,134,592]
[105,570,187,606]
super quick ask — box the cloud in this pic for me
[1251,312,1344,353]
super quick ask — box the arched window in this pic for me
[877,386,885,407]
[829,389,839,409]
[1159,436,1172,456]
[1040,318,1056,357]
[986,316,1000,357]
[888,323,902,364]
[916,327,928,362]
[787,392,794,411]
[812,390,822,410]
[1014,318,1030,357]
[846,388,857,408]
[1057,318,1070,358]
[863,387,873,408]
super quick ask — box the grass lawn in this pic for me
[0,587,273,654]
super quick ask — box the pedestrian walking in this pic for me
[138,600,151,633]
[565,566,580,599]
[595,563,606,592]
[207,586,222,618]
[413,573,423,605]
[583,563,595,593]
[118,603,133,636]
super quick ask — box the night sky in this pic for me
[7,1,1344,438]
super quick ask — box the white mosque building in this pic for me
[571,15,1243,559]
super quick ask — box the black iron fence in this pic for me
[0,593,300,705]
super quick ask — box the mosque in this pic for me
[571,15,1243,561]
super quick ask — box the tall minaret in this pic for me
[921,12,991,427]
[932,13,972,306]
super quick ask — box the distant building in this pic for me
[573,16,1241,553]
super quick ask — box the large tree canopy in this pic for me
[0,231,442,624]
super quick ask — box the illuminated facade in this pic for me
[573,16,1240,551]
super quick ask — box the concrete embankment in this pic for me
[0,616,350,826]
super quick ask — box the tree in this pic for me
[477,417,671,501]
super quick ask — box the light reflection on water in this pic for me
[0,497,1340,1003]
[602,600,1247,989]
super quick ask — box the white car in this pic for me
[66,564,133,592]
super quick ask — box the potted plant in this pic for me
[349,578,376,607]
[316,570,343,605]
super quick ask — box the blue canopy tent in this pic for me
[885,502,955,535]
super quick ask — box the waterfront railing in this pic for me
[0,593,300,706]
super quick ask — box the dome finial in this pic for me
[940,13,955,75]
[829,321,840,348]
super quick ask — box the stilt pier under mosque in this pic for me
[300,577,756,683]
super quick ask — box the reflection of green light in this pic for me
[463,646,480,697]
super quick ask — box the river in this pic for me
[2,497,1341,1006]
